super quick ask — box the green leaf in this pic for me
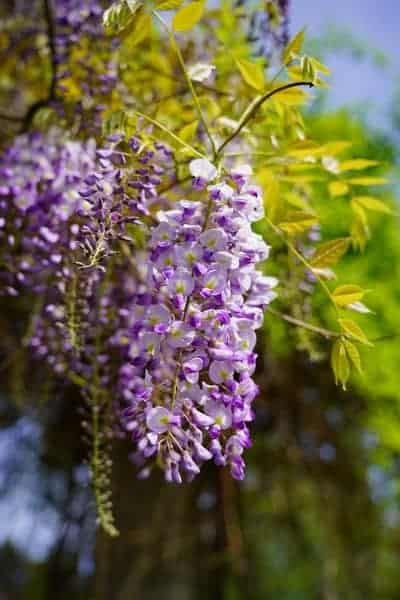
[332,285,366,307]
[349,177,388,186]
[329,180,349,197]
[309,57,331,76]
[264,179,283,222]
[278,211,318,235]
[350,201,370,250]
[178,120,198,143]
[339,159,380,172]
[126,11,152,46]
[285,191,310,210]
[301,56,315,81]
[331,339,350,390]
[103,0,143,36]
[172,1,204,32]
[156,0,183,8]
[342,339,363,374]
[353,196,393,215]
[310,238,349,269]
[283,28,306,64]
[339,318,373,346]
[235,58,266,91]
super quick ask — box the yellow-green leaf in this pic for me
[273,85,307,105]
[349,177,388,186]
[178,120,198,143]
[126,11,151,46]
[353,196,393,215]
[339,159,380,172]
[235,58,266,91]
[332,285,366,307]
[103,0,143,36]
[285,191,310,210]
[321,141,352,156]
[329,180,349,197]
[172,1,204,32]
[283,28,305,64]
[351,214,369,252]
[265,179,282,222]
[278,211,318,235]
[339,318,373,346]
[309,57,331,75]
[331,339,350,390]
[156,0,183,8]
[310,238,349,268]
[342,339,363,374]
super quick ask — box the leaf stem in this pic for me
[264,215,337,312]
[266,306,340,339]
[152,10,217,157]
[134,110,206,158]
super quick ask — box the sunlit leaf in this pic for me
[329,180,349,197]
[339,318,373,346]
[265,179,281,222]
[339,159,380,172]
[309,57,331,75]
[278,211,318,235]
[310,238,349,268]
[353,196,393,214]
[178,120,198,142]
[349,177,388,186]
[311,267,337,280]
[283,28,305,64]
[332,285,366,307]
[331,339,350,390]
[321,141,352,155]
[342,339,363,374]
[235,58,266,91]
[156,0,183,8]
[103,0,143,36]
[347,301,372,314]
[172,2,204,32]
[126,12,152,46]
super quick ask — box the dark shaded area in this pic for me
[2,316,399,599]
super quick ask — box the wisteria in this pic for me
[0,128,278,484]
[118,158,278,482]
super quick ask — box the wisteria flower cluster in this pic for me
[54,0,118,131]
[118,158,278,482]
[1,129,278,485]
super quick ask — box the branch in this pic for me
[215,80,314,158]
[0,113,24,123]
[21,0,58,132]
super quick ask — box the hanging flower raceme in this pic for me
[119,157,278,482]
[1,128,278,486]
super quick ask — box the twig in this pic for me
[266,306,340,339]
[215,80,314,158]
[21,0,58,132]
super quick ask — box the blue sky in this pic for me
[291,0,399,115]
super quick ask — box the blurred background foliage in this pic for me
[1,1,400,599]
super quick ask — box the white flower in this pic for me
[189,158,217,182]
[188,62,216,82]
